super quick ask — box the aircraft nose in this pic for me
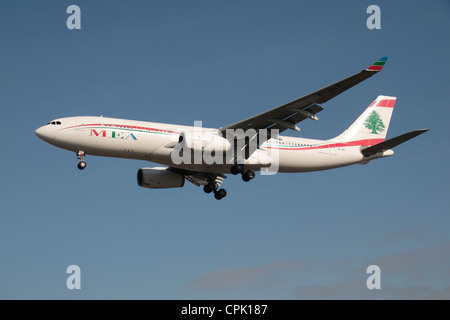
[35,125,52,142]
[35,127,42,138]
[35,126,45,139]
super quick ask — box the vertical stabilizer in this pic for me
[332,96,396,146]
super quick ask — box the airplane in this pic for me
[35,57,428,200]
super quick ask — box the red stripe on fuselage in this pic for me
[266,138,385,151]
[58,123,104,131]
[59,123,181,134]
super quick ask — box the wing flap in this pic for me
[182,171,227,187]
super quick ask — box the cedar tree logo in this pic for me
[364,110,385,134]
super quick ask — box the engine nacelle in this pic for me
[178,130,232,153]
[137,167,185,189]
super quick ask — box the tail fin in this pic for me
[332,95,396,146]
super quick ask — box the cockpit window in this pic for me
[49,121,62,125]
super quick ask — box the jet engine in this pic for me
[178,130,232,153]
[137,167,185,189]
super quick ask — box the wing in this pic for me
[220,57,388,134]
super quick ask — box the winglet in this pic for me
[366,57,388,71]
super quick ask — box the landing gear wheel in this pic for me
[230,164,244,175]
[76,151,86,170]
[242,170,255,182]
[77,161,86,170]
[214,188,227,200]
[203,183,216,194]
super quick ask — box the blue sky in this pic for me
[1,0,449,299]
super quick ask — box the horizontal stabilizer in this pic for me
[361,129,429,157]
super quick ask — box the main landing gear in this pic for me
[76,151,86,170]
[203,182,227,200]
[202,165,255,200]
[230,164,255,182]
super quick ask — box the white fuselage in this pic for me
[35,116,371,173]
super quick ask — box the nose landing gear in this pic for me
[76,151,86,170]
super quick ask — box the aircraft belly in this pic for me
[277,148,363,172]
